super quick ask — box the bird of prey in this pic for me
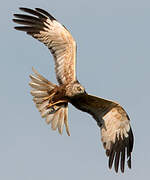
[13,7,134,173]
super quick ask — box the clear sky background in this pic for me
[1,0,150,179]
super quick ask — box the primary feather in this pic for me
[13,7,76,85]
[70,94,134,173]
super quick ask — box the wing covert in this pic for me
[70,94,134,173]
[101,106,134,173]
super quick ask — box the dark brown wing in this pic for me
[70,94,134,173]
[13,7,76,85]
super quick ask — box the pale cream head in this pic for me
[65,81,85,97]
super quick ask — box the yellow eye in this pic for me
[77,87,82,91]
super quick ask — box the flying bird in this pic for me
[13,7,134,173]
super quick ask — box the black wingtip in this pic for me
[107,128,134,173]
[127,156,132,169]
[19,7,29,11]
[14,26,18,30]
[108,150,115,170]
[120,149,125,173]
[13,13,17,17]
[114,151,120,173]
[35,8,56,20]
[13,26,23,31]
[12,19,20,23]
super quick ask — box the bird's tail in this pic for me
[29,67,70,136]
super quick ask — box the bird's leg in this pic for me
[43,85,67,108]
[46,99,68,108]
[42,87,58,101]
[42,92,55,101]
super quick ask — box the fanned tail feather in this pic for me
[29,67,70,136]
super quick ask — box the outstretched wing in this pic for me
[13,7,76,85]
[70,94,134,173]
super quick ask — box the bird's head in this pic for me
[65,81,86,98]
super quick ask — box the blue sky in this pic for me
[1,0,150,179]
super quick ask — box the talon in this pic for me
[46,103,53,109]
[46,100,68,108]
[42,92,55,101]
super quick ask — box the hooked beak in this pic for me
[84,90,87,94]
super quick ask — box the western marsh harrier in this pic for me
[13,7,134,173]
